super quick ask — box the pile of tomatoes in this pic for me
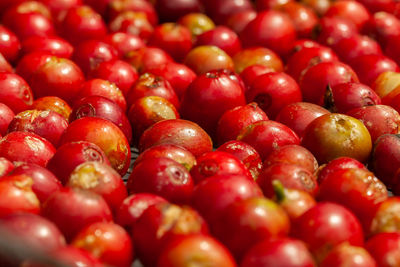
[2,0,400,266]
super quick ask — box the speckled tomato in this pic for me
[72,222,134,267]
[291,202,364,263]
[106,0,158,26]
[42,187,112,241]
[367,197,400,236]
[70,96,132,143]
[108,11,154,41]
[67,161,127,212]
[318,168,388,230]
[0,131,55,167]
[0,157,13,178]
[0,175,40,218]
[8,109,69,147]
[257,163,318,198]
[216,103,268,146]
[134,144,196,171]
[237,120,301,160]
[302,113,372,164]
[211,197,290,259]
[128,96,180,144]
[158,234,237,267]
[241,237,316,267]
[217,140,263,181]
[127,157,194,204]
[132,202,208,266]
[139,119,213,157]
[31,96,72,121]
[115,193,167,229]
[10,163,62,203]
[276,102,330,138]
[59,117,131,176]
[0,72,34,114]
[192,174,263,224]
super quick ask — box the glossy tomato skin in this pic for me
[42,187,112,241]
[134,144,196,171]
[0,73,34,114]
[148,23,193,62]
[320,243,377,267]
[128,96,179,144]
[105,0,158,26]
[29,57,85,104]
[324,0,370,30]
[146,61,196,100]
[264,144,318,174]
[367,197,400,236]
[127,157,194,204]
[237,120,301,160]
[274,186,316,221]
[240,237,316,267]
[192,174,263,225]
[126,47,172,74]
[68,162,127,213]
[211,197,290,260]
[8,109,69,147]
[70,96,132,143]
[233,47,283,74]
[363,11,400,49]
[0,25,21,63]
[89,59,139,97]
[239,64,275,89]
[195,26,242,57]
[318,168,388,230]
[317,157,366,184]
[366,232,400,267]
[47,141,110,185]
[132,202,208,266]
[0,103,14,137]
[299,61,359,106]
[257,163,318,198]
[279,2,318,39]
[60,117,131,176]
[126,73,179,109]
[72,222,134,267]
[10,163,62,203]
[31,96,72,121]
[108,11,154,41]
[276,102,330,138]
[190,151,252,184]
[291,202,364,262]
[285,46,339,82]
[76,79,126,112]
[158,234,237,267]
[115,193,168,229]
[72,40,118,75]
[240,10,297,56]
[0,131,55,167]
[0,175,40,218]
[327,82,381,114]
[21,36,73,58]
[315,17,358,46]
[246,72,302,119]
[217,140,263,181]
[139,119,213,157]
[178,13,215,37]
[302,113,372,164]
[0,213,66,252]
[346,105,400,143]
[102,32,145,59]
